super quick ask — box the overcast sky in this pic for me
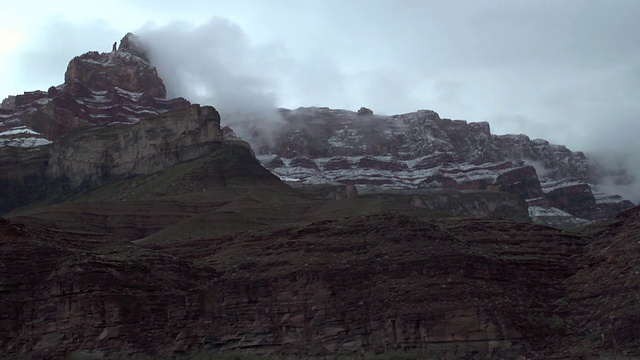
[2,0,640,198]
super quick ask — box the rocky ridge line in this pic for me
[0,33,190,147]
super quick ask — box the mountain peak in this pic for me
[64,33,166,98]
[1,33,189,146]
[117,32,150,63]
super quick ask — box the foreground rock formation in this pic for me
[0,33,189,146]
[3,161,640,358]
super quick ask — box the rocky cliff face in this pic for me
[0,33,227,214]
[64,33,166,98]
[0,104,223,214]
[2,34,631,224]
[0,33,190,146]
[257,107,634,223]
[47,105,223,187]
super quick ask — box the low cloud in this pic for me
[136,16,640,203]
[137,19,286,149]
[588,149,640,203]
[523,160,553,180]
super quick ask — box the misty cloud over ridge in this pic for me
[137,18,287,148]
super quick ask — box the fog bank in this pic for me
[137,19,286,149]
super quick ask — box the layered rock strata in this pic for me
[6,204,640,358]
[0,104,223,214]
[258,107,634,221]
[0,210,592,359]
[0,33,190,147]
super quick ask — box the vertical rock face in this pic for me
[64,33,165,97]
[1,33,190,146]
[0,105,224,214]
[46,105,223,187]
[257,107,634,221]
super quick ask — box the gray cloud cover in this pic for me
[137,19,286,147]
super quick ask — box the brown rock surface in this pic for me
[544,183,597,220]
[568,206,640,355]
[0,218,202,359]
[3,125,640,358]
[0,33,190,145]
[0,104,223,214]
[8,199,640,358]
[257,107,634,221]
[0,212,567,359]
[64,33,164,97]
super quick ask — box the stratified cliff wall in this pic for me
[0,105,223,214]
[47,105,223,187]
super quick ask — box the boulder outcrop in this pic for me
[357,106,373,116]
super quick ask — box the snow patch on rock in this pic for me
[0,137,52,148]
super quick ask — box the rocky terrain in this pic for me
[0,103,223,214]
[255,107,634,227]
[1,34,640,359]
[1,34,634,227]
[0,33,189,146]
[0,33,224,214]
